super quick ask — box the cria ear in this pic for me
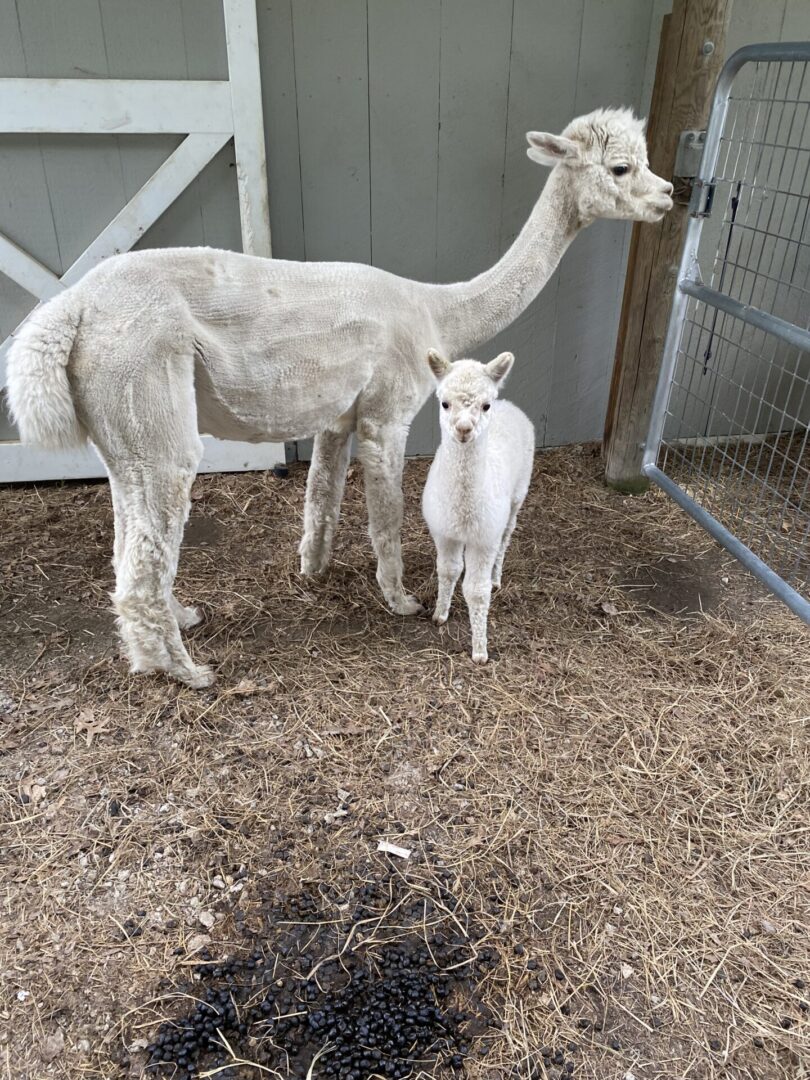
[485,352,515,384]
[526,131,579,167]
[427,349,452,381]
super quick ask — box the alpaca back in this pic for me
[485,400,535,500]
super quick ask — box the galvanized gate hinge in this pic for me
[688,178,716,218]
[672,128,707,206]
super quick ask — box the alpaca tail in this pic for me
[5,293,87,450]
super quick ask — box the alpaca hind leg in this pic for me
[170,595,203,630]
[109,458,213,688]
[492,499,523,588]
[462,545,496,663]
[356,420,422,615]
[299,429,352,575]
[111,472,201,632]
[432,538,464,625]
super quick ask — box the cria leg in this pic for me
[492,497,523,588]
[299,428,352,576]
[462,545,496,664]
[432,538,464,625]
[356,420,422,616]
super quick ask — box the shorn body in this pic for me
[5,108,672,687]
[422,352,534,663]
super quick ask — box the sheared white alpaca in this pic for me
[6,108,672,687]
[422,350,533,663]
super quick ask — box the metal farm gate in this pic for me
[645,43,810,625]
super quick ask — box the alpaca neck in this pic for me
[429,167,581,355]
[439,427,490,503]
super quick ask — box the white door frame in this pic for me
[0,0,285,482]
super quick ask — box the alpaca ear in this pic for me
[526,131,579,167]
[486,352,514,384]
[427,349,451,381]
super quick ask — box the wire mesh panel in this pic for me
[646,43,810,623]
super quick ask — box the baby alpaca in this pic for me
[422,350,534,663]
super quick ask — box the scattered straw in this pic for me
[0,444,807,1079]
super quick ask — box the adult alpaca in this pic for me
[6,108,672,688]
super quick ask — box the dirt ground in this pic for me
[0,444,807,1080]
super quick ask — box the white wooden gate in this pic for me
[0,0,284,482]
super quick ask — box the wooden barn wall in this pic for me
[1,0,808,455]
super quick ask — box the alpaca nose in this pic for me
[662,180,674,196]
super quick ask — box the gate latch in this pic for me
[672,129,706,204]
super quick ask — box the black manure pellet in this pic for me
[143,889,496,1080]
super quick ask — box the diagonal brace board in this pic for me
[0,132,232,378]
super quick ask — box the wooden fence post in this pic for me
[603,0,732,492]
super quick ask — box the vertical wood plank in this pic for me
[367,0,441,455]
[13,0,129,269]
[178,0,241,251]
[368,0,440,280]
[256,0,306,259]
[781,0,810,38]
[0,0,60,352]
[98,0,237,251]
[492,0,584,445]
[435,0,513,283]
[547,0,657,448]
[99,0,198,247]
[224,0,272,255]
[292,0,371,262]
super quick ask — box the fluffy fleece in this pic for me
[422,351,534,664]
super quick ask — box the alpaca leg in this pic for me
[170,595,203,630]
[462,545,496,663]
[432,538,464,625]
[492,499,523,588]
[111,473,201,632]
[356,421,422,616]
[108,473,130,581]
[299,429,352,576]
[107,458,213,689]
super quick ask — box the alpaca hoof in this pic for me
[177,604,203,630]
[179,663,216,689]
[472,651,488,665]
[491,575,502,589]
[432,611,448,626]
[300,553,328,577]
[391,594,424,616]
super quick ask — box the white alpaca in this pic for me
[5,108,672,687]
[422,350,533,663]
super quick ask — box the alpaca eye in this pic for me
[612,165,629,177]
[441,401,450,410]
[482,403,491,412]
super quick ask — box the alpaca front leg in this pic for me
[433,538,464,625]
[462,546,496,663]
[492,500,522,588]
[299,429,352,576]
[356,421,422,616]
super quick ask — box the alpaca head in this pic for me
[526,107,673,226]
[427,350,515,444]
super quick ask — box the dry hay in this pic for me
[0,444,808,1080]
